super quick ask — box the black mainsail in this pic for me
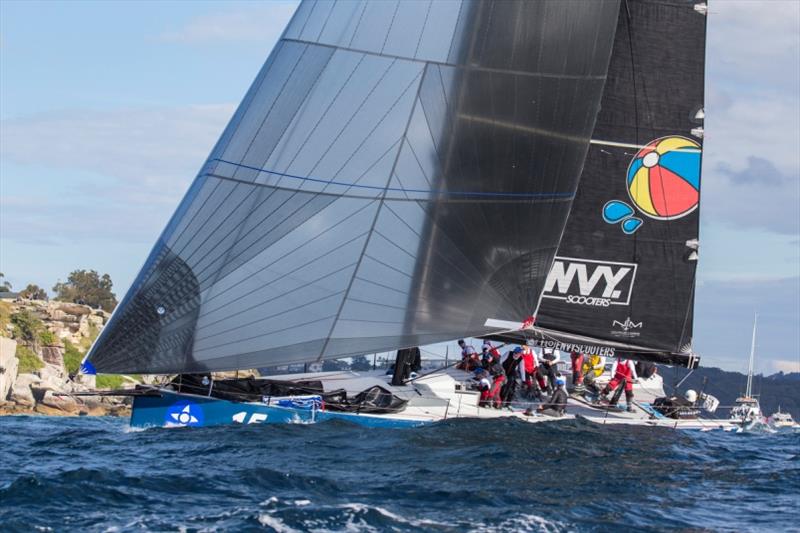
[492,0,707,367]
[85,0,622,375]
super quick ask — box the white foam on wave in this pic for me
[257,513,302,533]
[474,512,565,533]
[339,503,452,528]
[121,425,151,434]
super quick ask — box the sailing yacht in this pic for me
[728,315,765,428]
[79,0,720,429]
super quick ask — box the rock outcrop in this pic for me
[0,298,131,417]
[0,338,18,401]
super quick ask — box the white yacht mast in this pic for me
[746,314,757,398]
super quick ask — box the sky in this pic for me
[0,0,798,374]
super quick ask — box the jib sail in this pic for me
[85,0,622,374]
[531,0,707,367]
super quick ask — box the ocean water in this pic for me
[0,416,797,532]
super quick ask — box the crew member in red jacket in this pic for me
[570,350,585,388]
[600,358,638,412]
[520,345,543,399]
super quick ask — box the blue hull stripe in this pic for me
[131,391,426,429]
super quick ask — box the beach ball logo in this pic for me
[603,136,701,234]
[165,400,204,427]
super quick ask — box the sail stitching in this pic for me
[180,52,374,286]
[205,159,575,199]
[197,199,379,307]
[281,38,608,81]
[316,64,430,361]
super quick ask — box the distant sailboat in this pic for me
[79,0,722,429]
[729,315,765,428]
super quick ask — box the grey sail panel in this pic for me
[533,0,707,366]
[87,0,621,374]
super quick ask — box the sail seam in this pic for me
[205,160,575,199]
[198,199,379,306]
[281,38,608,80]
[316,63,429,361]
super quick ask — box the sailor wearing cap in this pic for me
[537,375,568,417]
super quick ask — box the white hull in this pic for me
[259,367,737,431]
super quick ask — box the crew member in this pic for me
[581,354,606,395]
[501,347,525,406]
[474,368,493,407]
[457,339,479,370]
[600,357,638,412]
[538,376,568,417]
[570,350,585,387]
[486,356,506,409]
[483,340,501,359]
[538,348,561,394]
[481,344,499,369]
[521,345,544,399]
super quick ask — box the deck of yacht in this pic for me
[264,366,736,430]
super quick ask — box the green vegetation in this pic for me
[63,340,83,375]
[38,329,58,346]
[15,345,44,373]
[96,374,126,389]
[0,272,11,292]
[0,301,11,337]
[80,323,100,352]
[19,284,47,300]
[10,310,44,345]
[53,270,118,312]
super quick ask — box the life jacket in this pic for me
[483,341,501,359]
[522,349,535,373]
[582,355,604,377]
[615,360,633,380]
[541,349,557,363]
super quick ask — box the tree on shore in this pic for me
[350,355,373,371]
[53,270,118,312]
[19,284,48,300]
[0,273,11,292]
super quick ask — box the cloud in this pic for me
[158,3,298,44]
[1,104,233,184]
[772,359,800,374]
[708,0,800,94]
[702,155,800,236]
[718,156,784,187]
[0,104,235,243]
[694,277,799,372]
[701,2,800,239]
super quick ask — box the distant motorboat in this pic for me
[768,407,798,429]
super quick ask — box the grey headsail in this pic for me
[86,0,621,375]
[495,0,707,368]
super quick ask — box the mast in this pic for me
[746,313,757,398]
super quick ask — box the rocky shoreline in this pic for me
[0,298,133,417]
